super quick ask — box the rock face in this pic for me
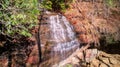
[64,0,120,45]
[54,48,99,67]
[0,37,36,67]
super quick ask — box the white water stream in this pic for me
[49,14,80,60]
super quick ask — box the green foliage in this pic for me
[42,0,73,12]
[65,64,73,67]
[106,0,114,6]
[101,34,117,45]
[106,36,116,44]
[42,1,52,10]
[105,0,118,8]
[100,32,120,47]
[0,0,39,37]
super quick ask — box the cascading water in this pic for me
[50,14,79,58]
[40,12,80,67]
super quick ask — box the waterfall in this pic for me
[49,15,79,53]
[41,12,80,67]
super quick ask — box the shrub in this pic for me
[41,0,73,12]
[0,0,40,38]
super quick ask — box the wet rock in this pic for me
[39,12,80,67]
[56,49,120,67]
[52,48,99,67]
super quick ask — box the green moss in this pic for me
[65,64,73,67]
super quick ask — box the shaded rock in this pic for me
[89,51,120,67]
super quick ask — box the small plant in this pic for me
[105,0,117,8]
[65,64,73,67]
[106,36,116,44]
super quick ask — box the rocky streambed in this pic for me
[52,49,120,67]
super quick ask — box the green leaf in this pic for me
[20,30,32,37]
